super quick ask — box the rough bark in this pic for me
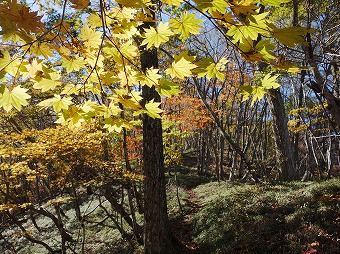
[140,16,179,254]
[268,89,297,180]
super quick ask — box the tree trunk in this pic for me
[140,17,177,254]
[268,89,297,180]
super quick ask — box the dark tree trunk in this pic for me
[140,16,178,254]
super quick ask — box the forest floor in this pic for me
[169,189,201,253]
[1,162,339,253]
[166,164,340,254]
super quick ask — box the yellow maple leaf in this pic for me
[169,12,203,39]
[0,50,12,71]
[141,22,173,49]
[0,85,31,112]
[230,0,258,15]
[136,68,162,87]
[133,99,163,119]
[61,57,86,73]
[103,41,138,64]
[163,0,184,6]
[26,42,54,59]
[33,78,62,92]
[25,59,43,79]
[38,95,73,112]
[79,26,103,49]
[165,57,197,79]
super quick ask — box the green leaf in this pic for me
[239,85,253,101]
[0,86,31,112]
[141,22,173,49]
[0,84,5,94]
[255,39,276,60]
[169,12,203,39]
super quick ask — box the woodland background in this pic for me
[0,0,339,253]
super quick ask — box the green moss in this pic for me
[193,178,340,254]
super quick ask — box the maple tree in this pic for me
[0,0,318,252]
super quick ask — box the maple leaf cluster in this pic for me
[0,0,310,128]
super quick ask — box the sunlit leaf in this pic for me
[169,12,203,39]
[261,73,280,89]
[37,95,73,112]
[165,57,197,79]
[0,86,31,111]
[79,26,103,49]
[141,22,173,49]
[260,0,291,6]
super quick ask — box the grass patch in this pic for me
[167,183,189,219]
[193,178,340,254]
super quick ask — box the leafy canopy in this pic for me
[0,0,309,131]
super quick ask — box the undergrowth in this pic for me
[193,178,340,254]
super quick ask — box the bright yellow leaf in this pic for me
[165,57,197,79]
[163,0,184,6]
[61,57,86,73]
[261,73,280,89]
[0,85,31,112]
[38,95,73,112]
[169,12,203,39]
[260,0,291,6]
[141,22,173,49]
[79,26,103,49]
[136,68,161,87]
[0,50,12,71]
[33,78,62,92]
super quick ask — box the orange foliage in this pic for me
[163,95,212,131]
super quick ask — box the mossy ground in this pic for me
[192,178,340,254]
